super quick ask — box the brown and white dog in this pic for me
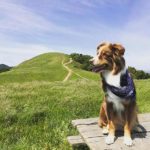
[91,42,138,146]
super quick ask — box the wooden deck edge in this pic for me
[67,135,85,146]
[72,118,98,127]
[72,113,150,127]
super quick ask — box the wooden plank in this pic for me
[80,131,150,150]
[72,118,98,127]
[72,113,150,127]
[138,113,150,122]
[85,136,150,150]
[76,122,150,140]
[77,125,103,138]
[77,124,101,133]
[67,135,85,146]
[70,113,150,149]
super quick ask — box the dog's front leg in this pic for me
[105,120,116,144]
[124,121,132,146]
[123,103,135,146]
[105,102,116,145]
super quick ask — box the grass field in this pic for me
[0,53,150,150]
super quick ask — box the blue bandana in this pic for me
[104,70,136,100]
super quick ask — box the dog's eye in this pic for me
[103,52,112,57]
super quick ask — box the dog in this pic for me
[91,42,138,146]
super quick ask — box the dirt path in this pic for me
[74,72,88,80]
[62,58,88,82]
[62,58,73,82]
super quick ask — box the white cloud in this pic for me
[0,0,150,71]
[0,1,88,36]
[0,1,52,33]
[0,0,92,66]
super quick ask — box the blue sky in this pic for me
[0,0,150,71]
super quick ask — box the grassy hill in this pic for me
[0,52,99,83]
[0,52,150,150]
[0,53,69,83]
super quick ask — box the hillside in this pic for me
[0,53,69,83]
[0,52,99,83]
[0,52,150,149]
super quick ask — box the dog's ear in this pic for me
[97,42,109,50]
[112,44,125,56]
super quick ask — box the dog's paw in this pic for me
[123,136,133,146]
[105,135,115,145]
[102,127,108,135]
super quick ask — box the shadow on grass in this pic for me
[1,114,18,127]
[29,111,47,125]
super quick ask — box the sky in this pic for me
[0,0,150,71]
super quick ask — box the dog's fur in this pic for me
[91,42,138,146]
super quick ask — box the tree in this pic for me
[128,66,150,79]
[70,53,93,71]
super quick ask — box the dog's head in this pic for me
[91,42,125,74]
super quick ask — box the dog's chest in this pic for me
[102,70,126,112]
[102,71,121,87]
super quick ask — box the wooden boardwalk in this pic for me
[68,113,150,150]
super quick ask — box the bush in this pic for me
[0,64,12,73]
[128,67,150,79]
[70,53,93,71]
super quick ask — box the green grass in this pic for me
[135,79,150,112]
[0,79,150,149]
[0,80,103,150]
[0,52,150,149]
[0,53,69,83]
[68,61,99,81]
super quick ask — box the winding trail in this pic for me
[62,58,88,82]
[74,72,88,80]
[62,58,73,82]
